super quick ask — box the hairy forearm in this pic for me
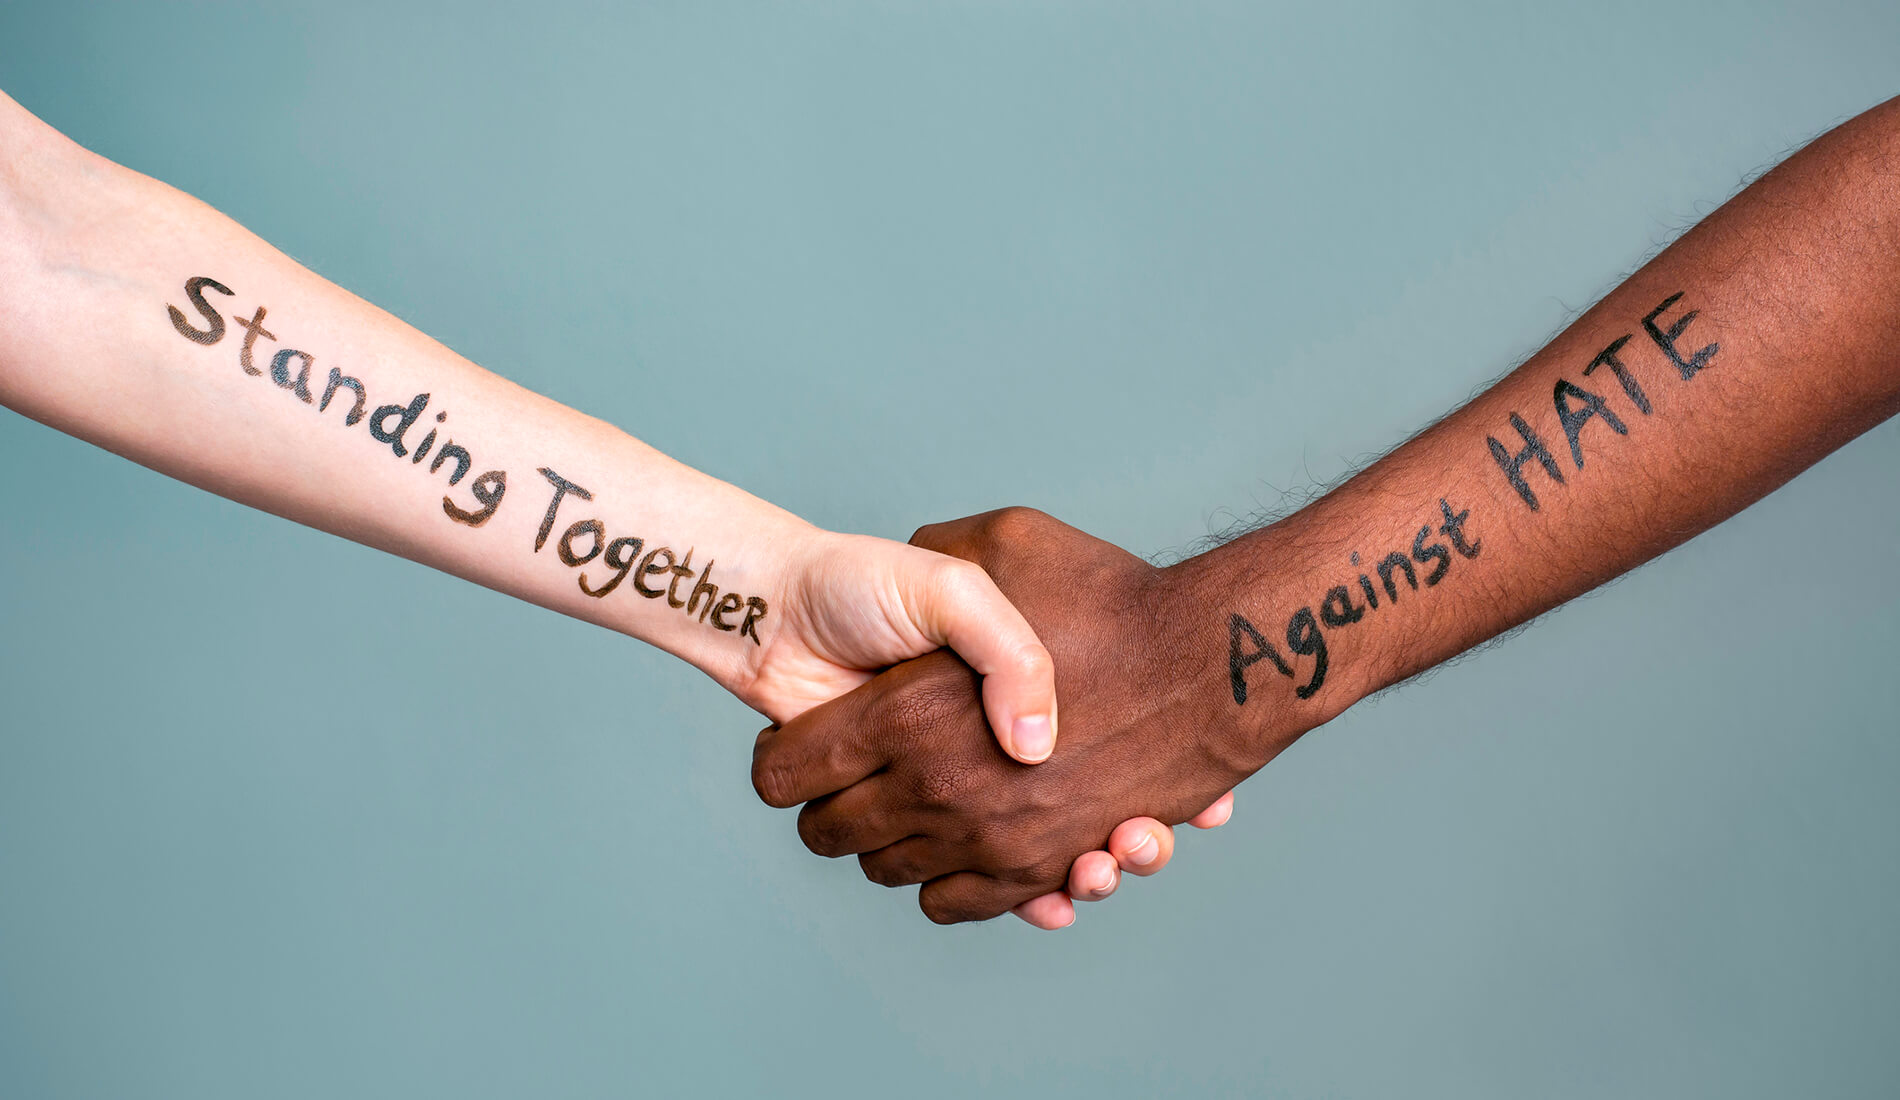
[0,94,805,695]
[1190,96,1900,759]
[745,95,1900,924]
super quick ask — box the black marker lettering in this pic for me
[1228,612,1293,705]
[1229,292,1713,707]
[1439,498,1481,559]
[1285,608,1328,700]
[1319,585,1364,627]
[665,549,696,609]
[558,519,605,567]
[581,536,644,598]
[739,597,769,645]
[1643,292,1719,380]
[231,306,274,375]
[369,392,429,458]
[534,467,593,552]
[1583,334,1652,414]
[686,560,721,621]
[634,547,675,598]
[1486,412,1565,511]
[320,368,367,425]
[1375,552,1417,602]
[443,470,506,527]
[710,592,745,631]
[161,279,770,647]
[167,276,232,345]
[430,442,472,486]
[1412,524,1452,585]
[270,348,314,403]
[1552,378,1627,469]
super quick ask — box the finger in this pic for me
[918,871,1042,926]
[1188,791,1235,829]
[857,837,962,889]
[1011,892,1077,930]
[1066,850,1121,901]
[908,512,988,554]
[796,777,908,858]
[1108,818,1176,877]
[900,559,1058,765]
[750,693,889,811]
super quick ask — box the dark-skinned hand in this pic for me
[752,508,1268,925]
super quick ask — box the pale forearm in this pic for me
[0,94,806,696]
[1199,96,1900,751]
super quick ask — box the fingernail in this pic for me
[1089,869,1118,898]
[1127,833,1160,867]
[1012,714,1054,763]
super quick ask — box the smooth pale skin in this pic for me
[754,96,1900,924]
[0,88,1223,924]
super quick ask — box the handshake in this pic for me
[745,506,1352,931]
[14,86,1892,938]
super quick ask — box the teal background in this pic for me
[3,2,1898,1096]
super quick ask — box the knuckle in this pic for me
[1020,769,1062,814]
[911,761,974,808]
[1010,643,1054,681]
[932,559,991,603]
[985,506,1050,540]
[886,676,981,758]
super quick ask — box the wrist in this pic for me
[692,508,828,703]
[590,469,821,706]
[1156,518,1398,773]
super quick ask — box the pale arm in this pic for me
[0,89,1059,758]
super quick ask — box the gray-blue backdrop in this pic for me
[3,3,1897,1097]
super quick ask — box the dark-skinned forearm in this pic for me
[747,96,1900,926]
[1187,96,1900,764]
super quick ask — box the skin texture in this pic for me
[754,95,1900,924]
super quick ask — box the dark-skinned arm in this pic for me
[751,95,1900,924]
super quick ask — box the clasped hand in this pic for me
[754,509,1258,928]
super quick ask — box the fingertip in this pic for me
[1109,818,1175,877]
[942,582,1056,765]
[1188,791,1235,829]
[1067,850,1120,901]
[1011,892,1076,930]
[980,675,1058,764]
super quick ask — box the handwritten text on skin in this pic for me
[1227,292,1718,705]
[166,275,770,642]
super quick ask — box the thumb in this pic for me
[903,558,1058,764]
